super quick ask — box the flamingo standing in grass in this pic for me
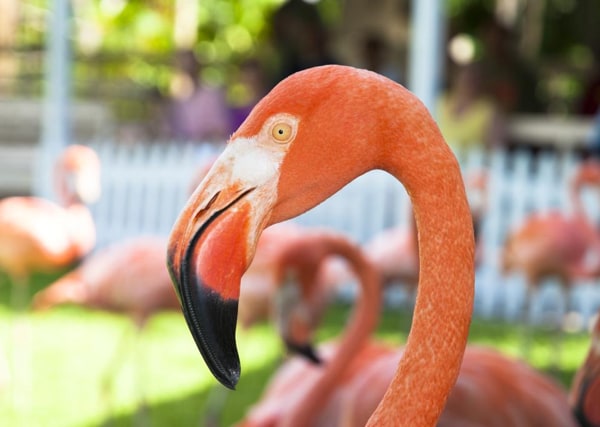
[32,236,180,416]
[166,65,475,425]
[501,160,600,359]
[32,236,179,325]
[0,144,100,305]
[502,159,600,307]
[239,230,384,426]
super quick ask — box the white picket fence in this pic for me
[84,140,600,326]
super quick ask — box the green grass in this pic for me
[0,272,591,427]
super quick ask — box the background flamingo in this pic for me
[238,229,383,426]
[32,235,180,418]
[238,223,344,335]
[319,168,487,308]
[501,159,600,359]
[0,144,100,307]
[166,65,475,425]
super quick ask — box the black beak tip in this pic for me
[175,263,242,390]
[285,340,322,365]
[215,366,240,390]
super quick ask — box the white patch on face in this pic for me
[214,113,299,188]
[192,114,300,264]
[223,137,284,187]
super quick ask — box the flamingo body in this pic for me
[0,145,99,281]
[364,225,418,288]
[242,344,577,427]
[502,212,593,287]
[33,236,179,327]
[502,160,600,287]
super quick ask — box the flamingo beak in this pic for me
[285,339,322,365]
[167,147,281,389]
[273,280,322,365]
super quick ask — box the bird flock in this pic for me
[0,65,599,426]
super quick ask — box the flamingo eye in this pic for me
[271,122,294,144]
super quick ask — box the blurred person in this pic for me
[166,49,229,144]
[360,33,403,84]
[436,62,505,151]
[478,18,542,114]
[270,0,339,84]
[578,46,600,117]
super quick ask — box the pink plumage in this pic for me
[0,144,100,284]
[33,236,179,327]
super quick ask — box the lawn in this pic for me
[0,271,591,427]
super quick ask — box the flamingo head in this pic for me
[166,65,425,389]
[55,144,101,205]
[273,274,322,365]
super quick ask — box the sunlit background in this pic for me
[1,0,600,426]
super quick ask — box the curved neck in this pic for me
[368,114,475,426]
[570,180,588,220]
[64,205,96,258]
[569,179,600,278]
[284,237,382,427]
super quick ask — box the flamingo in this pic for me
[570,313,600,427]
[258,239,577,427]
[502,159,600,305]
[0,144,100,306]
[32,236,179,324]
[32,236,180,416]
[501,160,600,358]
[238,229,384,426]
[166,65,475,425]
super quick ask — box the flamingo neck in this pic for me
[368,120,475,426]
[65,205,96,258]
[568,180,600,278]
[284,238,381,427]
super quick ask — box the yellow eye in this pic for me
[271,122,293,143]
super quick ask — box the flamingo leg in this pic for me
[100,321,153,427]
[132,323,151,427]
[7,272,32,422]
[550,280,570,372]
[100,323,135,424]
[520,282,535,362]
